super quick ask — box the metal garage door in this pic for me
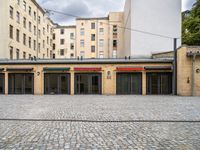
[75,73,102,95]
[0,74,5,94]
[8,74,34,94]
[147,73,172,95]
[44,74,70,94]
[117,73,142,95]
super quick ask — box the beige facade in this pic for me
[0,0,54,60]
[76,12,124,59]
[52,26,76,59]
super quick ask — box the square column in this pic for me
[70,72,74,95]
[4,72,8,95]
[142,71,147,95]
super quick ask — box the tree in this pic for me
[182,0,200,46]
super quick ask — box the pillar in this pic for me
[142,71,146,95]
[70,71,74,95]
[4,72,8,95]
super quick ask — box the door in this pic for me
[147,73,172,95]
[44,74,70,94]
[75,73,102,94]
[117,73,142,95]
[8,74,34,94]
[0,74,5,94]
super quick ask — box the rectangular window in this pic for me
[53,33,55,40]
[10,47,13,60]
[23,33,26,45]
[60,49,64,56]
[38,16,41,24]
[9,25,13,39]
[34,26,36,35]
[113,25,117,33]
[47,48,49,57]
[28,37,31,48]
[23,1,26,11]
[23,17,26,28]
[113,40,117,48]
[38,29,41,38]
[53,44,55,50]
[16,29,20,42]
[112,50,117,58]
[60,39,64,45]
[47,36,49,44]
[80,40,84,47]
[43,27,45,35]
[91,34,95,41]
[23,52,26,59]
[99,51,104,58]
[91,23,95,29]
[43,40,45,48]
[70,33,74,39]
[29,22,31,32]
[28,6,31,16]
[99,28,104,35]
[34,11,36,21]
[10,6,14,19]
[38,43,41,52]
[70,53,74,58]
[33,40,36,50]
[60,29,64,34]
[70,43,74,50]
[29,54,31,59]
[16,49,20,59]
[91,46,95,53]
[16,11,20,23]
[80,28,84,36]
[99,39,104,47]
[80,51,85,57]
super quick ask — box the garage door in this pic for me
[8,74,34,94]
[0,74,4,94]
[44,74,70,94]
[147,73,172,95]
[117,73,142,95]
[75,73,102,95]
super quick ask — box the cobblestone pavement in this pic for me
[0,95,200,149]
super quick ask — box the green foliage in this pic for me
[182,0,200,46]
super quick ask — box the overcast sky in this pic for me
[36,0,196,25]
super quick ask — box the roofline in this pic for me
[76,17,109,21]
[31,0,46,15]
[55,25,76,29]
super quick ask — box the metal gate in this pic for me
[0,74,5,94]
[117,73,142,95]
[8,73,34,94]
[44,74,70,94]
[75,73,102,94]
[147,73,172,95]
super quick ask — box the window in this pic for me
[10,47,13,60]
[9,25,13,39]
[16,11,20,23]
[70,43,74,50]
[91,23,95,29]
[16,49,20,59]
[47,25,49,32]
[29,54,31,59]
[70,33,74,39]
[113,40,117,48]
[23,52,26,59]
[53,33,55,40]
[16,29,20,42]
[33,40,36,50]
[17,0,20,5]
[99,51,104,58]
[38,29,41,38]
[91,46,95,53]
[53,44,55,50]
[47,48,49,57]
[23,1,26,11]
[113,25,117,33]
[28,6,31,16]
[34,26,36,35]
[10,6,13,19]
[80,51,85,57]
[60,29,64,34]
[112,50,117,58]
[99,28,104,35]
[43,40,45,48]
[99,39,104,47]
[34,11,36,21]
[60,39,64,45]
[60,49,64,56]
[23,17,26,28]
[38,43,41,52]
[70,53,74,58]
[80,40,84,47]
[43,27,45,35]
[38,16,41,24]
[28,37,31,48]
[80,28,84,36]
[29,22,31,32]
[91,34,95,41]
[23,33,26,45]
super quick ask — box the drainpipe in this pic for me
[192,54,196,96]
[173,38,177,95]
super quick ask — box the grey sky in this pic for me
[36,0,196,25]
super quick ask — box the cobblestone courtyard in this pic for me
[0,95,200,149]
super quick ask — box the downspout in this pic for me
[192,54,196,96]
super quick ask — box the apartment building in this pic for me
[76,12,124,59]
[0,0,54,60]
[52,25,76,59]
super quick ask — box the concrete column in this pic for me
[142,71,147,95]
[34,68,43,95]
[4,72,8,95]
[70,71,74,95]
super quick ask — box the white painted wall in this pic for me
[124,0,182,57]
